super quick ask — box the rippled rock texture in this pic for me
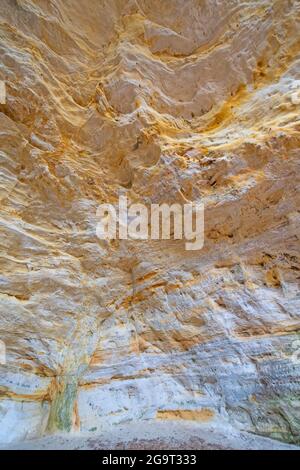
[0,0,300,447]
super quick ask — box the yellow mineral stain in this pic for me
[156,408,215,422]
[0,387,47,402]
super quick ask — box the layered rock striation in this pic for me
[0,0,300,447]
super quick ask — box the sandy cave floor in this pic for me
[2,421,299,451]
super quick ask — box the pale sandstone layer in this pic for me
[0,0,300,447]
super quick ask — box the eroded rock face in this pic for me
[0,0,299,446]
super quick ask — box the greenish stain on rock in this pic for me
[253,394,300,445]
[47,377,78,433]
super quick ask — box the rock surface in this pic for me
[0,0,300,448]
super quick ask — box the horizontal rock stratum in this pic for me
[0,0,299,448]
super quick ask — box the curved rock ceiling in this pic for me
[0,0,299,448]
